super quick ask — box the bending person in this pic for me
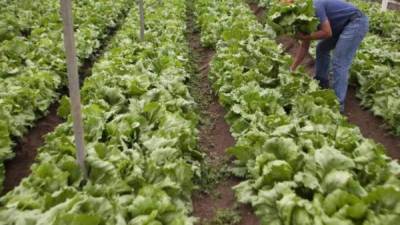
[290,0,369,113]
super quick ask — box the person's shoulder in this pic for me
[313,0,326,5]
[314,0,332,4]
[313,0,326,7]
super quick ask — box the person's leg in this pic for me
[315,37,337,88]
[332,16,369,112]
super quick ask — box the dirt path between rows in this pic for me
[186,1,259,224]
[1,8,132,196]
[345,86,400,158]
[2,104,62,194]
[248,2,400,159]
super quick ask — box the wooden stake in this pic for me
[60,0,88,179]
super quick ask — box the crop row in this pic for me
[0,0,132,191]
[0,0,201,223]
[258,0,400,135]
[348,0,400,135]
[0,0,57,43]
[195,0,400,224]
[351,0,400,43]
[0,0,132,73]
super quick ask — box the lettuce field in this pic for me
[0,0,399,224]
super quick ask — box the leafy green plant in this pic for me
[0,0,132,191]
[350,0,400,43]
[267,0,318,36]
[195,156,233,194]
[0,0,201,223]
[195,0,400,224]
[206,209,241,225]
[348,0,400,135]
[351,35,400,135]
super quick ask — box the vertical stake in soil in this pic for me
[381,0,389,11]
[138,0,145,41]
[60,0,88,179]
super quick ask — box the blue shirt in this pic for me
[313,0,360,36]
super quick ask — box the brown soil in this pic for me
[383,0,400,10]
[187,1,259,224]
[389,2,400,10]
[2,103,63,195]
[248,2,265,22]
[248,1,400,160]
[192,178,259,225]
[345,86,400,159]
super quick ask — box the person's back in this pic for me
[313,0,360,36]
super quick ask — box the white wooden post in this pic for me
[60,0,88,179]
[139,0,145,41]
[381,0,389,11]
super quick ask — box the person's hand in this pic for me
[295,32,311,41]
[281,0,294,4]
[290,64,297,72]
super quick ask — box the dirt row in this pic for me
[186,1,259,224]
[2,8,132,195]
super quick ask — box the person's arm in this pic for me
[290,1,332,71]
[309,0,333,40]
[298,20,332,41]
[291,20,332,71]
[290,40,310,71]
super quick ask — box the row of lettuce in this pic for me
[258,0,400,136]
[0,0,202,224]
[0,0,57,43]
[0,0,109,44]
[260,0,400,135]
[348,0,400,135]
[195,0,400,224]
[0,0,130,71]
[351,0,400,43]
[0,0,131,192]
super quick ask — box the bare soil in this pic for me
[1,8,132,196]
[385,0,400,10]
[249,2,265,22]
[192,178,259,225]
[345,86,400,159]
[247,2,400,160]
[2,103,63,195]
[187,1,259,224]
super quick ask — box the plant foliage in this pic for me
[195,0,400,224]
[0,0,132,191]
[0,0,201,224]
[266,0,318,36]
